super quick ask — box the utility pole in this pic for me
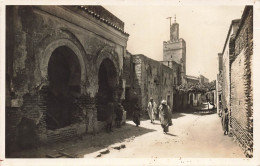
[166,17,172,30]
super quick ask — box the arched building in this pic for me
[6,6,129,151]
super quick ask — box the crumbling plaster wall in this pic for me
[131,55,174,112]
[6,6,128,149]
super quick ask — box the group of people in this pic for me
[132,97,173,134]
[106,97,173,134]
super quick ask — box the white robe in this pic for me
[147,101,157,121]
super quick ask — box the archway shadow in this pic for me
[76,122,156,157]
[8,121,156,158]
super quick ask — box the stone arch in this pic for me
[96,54,120,121]
[96,46,120,76]
[38,37,87,130]
[45,45,82,130]
[40,39,86,87]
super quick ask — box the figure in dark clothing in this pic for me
[115,103,123,128]
[133,103,141,127]
[106,102,114,132]
[222,108,229,135]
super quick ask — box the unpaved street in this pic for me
[10,111,244,158]
[85,112,244,158]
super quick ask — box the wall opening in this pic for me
[46,46,81,130]
[97,58,118,121]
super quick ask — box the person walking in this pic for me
[106,102,114,132]
[133,102,141,127]
[222,108,229,135]
[158,100,172,134]
[147,97,157,123]
[115,102,123,128]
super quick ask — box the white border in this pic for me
[1,0,260,165]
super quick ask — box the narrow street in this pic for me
[85,111,244,158]
[10,105,244,158]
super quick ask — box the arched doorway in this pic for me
[97,58,118,121]
[46,46,81,130]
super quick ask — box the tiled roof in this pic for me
[76,6,129,36]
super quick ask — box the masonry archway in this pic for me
[46,46,81,130]
[97,58,118,121]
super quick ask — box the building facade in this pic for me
[230,6,253,157]
[221,19,240,114]
[217,6,253,157]
[6,6,128,151]
[128,54,180,112]
[185,75,200,85]
[199,74,209,84]
[217,53,223,115]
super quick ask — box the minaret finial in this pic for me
[174,14,176,23]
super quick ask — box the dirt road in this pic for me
[84,112,244,158]
[9,110,244,158]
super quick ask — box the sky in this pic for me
[104,6,245,82]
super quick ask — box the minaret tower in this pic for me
[170,15,179,41]
[163,15,186,84]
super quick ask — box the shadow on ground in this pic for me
[8,121,156,158]
[193,109,217,116]
[171,112,186,119]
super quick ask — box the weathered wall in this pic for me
[230,6,253,157]
[6,5,128,152]
[161,61,181,86]
[161,65,174,108]
[121,51,136,116]
[216,52,223,115]
[131,54,175,112]
[222,45,230,111]
[222,20,240,113]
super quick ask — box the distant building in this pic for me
[185,75,200,85]
[123,53,181,113]
[199,75,209,84]
[163,17,186,84]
